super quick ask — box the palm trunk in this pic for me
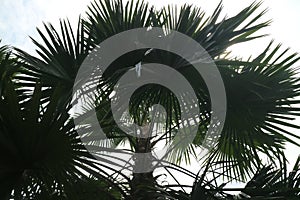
[130,124,156,199]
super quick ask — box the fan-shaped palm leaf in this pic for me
[0,80,126,199]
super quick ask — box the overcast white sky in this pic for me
[1,0,300,56]
[0,0,299,183]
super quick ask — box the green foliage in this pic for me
[0,81,125,199]
[0,0,299,199]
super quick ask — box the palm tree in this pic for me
[1,0,300,199]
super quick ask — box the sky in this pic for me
[1,0,300,56]
[1,0,300,187]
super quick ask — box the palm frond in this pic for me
[83,0,159,45]
[209,41,300,180]
[237,156,300,199]
[0,81,127,199]
[160,1,270,58]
